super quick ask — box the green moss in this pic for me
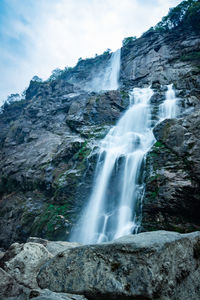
[73,141,90,161]
[53,143,92,201]
[79,125,109,140]
[30,203,69,240]
[149,151,158,157]
[149,188,159,199]
[180,51,200,62]
[120,90,129,100]
[154,141,165,148]
[149,174,160,182]
[170,225,186,234]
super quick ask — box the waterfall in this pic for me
[159,84,178,120]
[70,84,179,244]
[70,87,155,244]
[86,49,121,92]
[101,49,121,91]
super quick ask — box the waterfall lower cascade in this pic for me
[87,49,121,92]
[70,85,178,244]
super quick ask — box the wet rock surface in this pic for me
[0,231,200,300]
[142,110,200,233]
[37,231,200,300]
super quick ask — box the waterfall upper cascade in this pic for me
[159,84,178,120]
[70,85,178,244]
[86,49,121,92]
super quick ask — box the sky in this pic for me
[0,0,182,105]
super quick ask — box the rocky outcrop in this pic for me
[37,231,200,300]
[121,27,200,93]
[142,110,200,233]
[0,231,200,300]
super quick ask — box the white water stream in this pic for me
[70,82,178,244]
[160,84,178,120]
[86,49,121,92]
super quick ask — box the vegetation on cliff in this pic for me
[155,0,200,32]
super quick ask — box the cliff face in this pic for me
[0,79,129,248]
[121,27,200,92]
[0,13,200,248]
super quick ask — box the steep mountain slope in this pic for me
[0,0,200,248]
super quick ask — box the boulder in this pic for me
[30,289,87,300]
[0,249,5,259]
[27,237,81,256]
[0,242,52,289]
[0,267,29,300]
[37,231,200,300]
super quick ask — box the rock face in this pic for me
[142,110,200,233]
[37,231,200,300]
[120,27,200,92]
[0,82,129,248]
[0,2,200,248]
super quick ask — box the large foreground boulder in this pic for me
[27,237,81,256]
[37,231,200,300]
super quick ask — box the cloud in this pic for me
[0,0,182,105]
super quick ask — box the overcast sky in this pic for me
[0,0,182,105]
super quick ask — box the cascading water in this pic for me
[87,49,121,92]
[159,84,178,120]
[70,87,155,244]
[70,84,179,244]
[101,49,121,91]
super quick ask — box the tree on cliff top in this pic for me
[155,0,200,32]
